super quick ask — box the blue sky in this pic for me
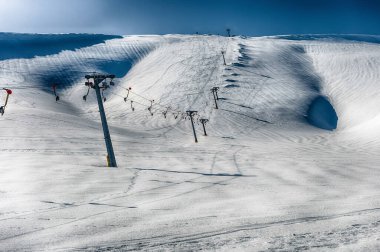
[0,0,380,35]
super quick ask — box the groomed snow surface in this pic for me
[0,33,379,251]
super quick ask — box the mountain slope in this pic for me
[0,34,379,251]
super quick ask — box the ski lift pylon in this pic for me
[52,84,60,102]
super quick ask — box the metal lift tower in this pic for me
[85,73,117,167]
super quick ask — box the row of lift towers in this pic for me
[85,28,230,167]
[87,74,220,168]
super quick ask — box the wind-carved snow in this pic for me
[0,33,123,60]
[307,95,338,130]
[0,34,379,251]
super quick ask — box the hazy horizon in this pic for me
[0,0,380,36]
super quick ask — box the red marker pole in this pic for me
[4,89,12,106]
[1,88,12,116]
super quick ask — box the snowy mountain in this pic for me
[0,33,379,251]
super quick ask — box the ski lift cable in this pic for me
[108,90,150,108]
[107,90,149,108]
[114,88,185,114]
[122,85,217,112]
[110,91,170,116]
[119,86,174,110]
[131,99,149,108]
[108,90,187,119]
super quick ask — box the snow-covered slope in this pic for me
[0,34,379,251]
